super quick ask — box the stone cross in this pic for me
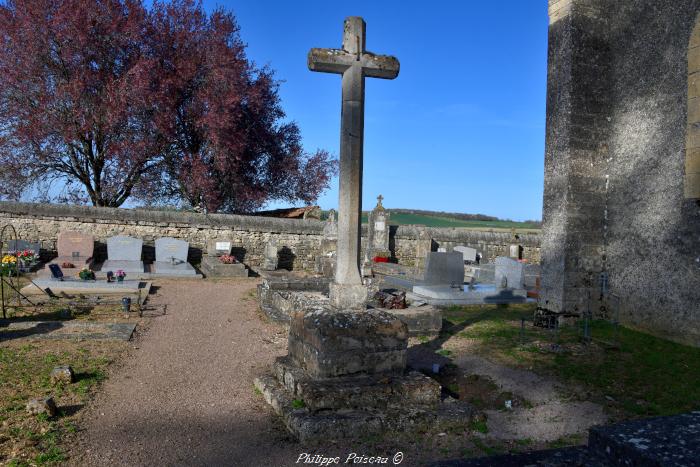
[308,17,399,309]
[376,194,384,208]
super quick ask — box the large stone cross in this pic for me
[308,16,400,309]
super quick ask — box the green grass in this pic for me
[469,418,489,434]
[0,341,122,463]
[357,212,539,230]
[443,304,700,419]
[291,399,306,409]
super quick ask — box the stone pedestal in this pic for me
[288,308,407,377]
[255,307,470,441]
[328,282,368,310]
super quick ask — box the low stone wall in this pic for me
[0,202,541,270]
[0,202,324,270]
[393,226,541,265]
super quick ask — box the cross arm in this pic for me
[308,48,355,74]
[360,52,400,79]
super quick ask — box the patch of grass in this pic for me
[548,433,584,449]
[472,438,503,456]
[253,385,262,396]
[469,419,489,434]
[35,446,65,464]
[436,349,452,357]
[0,339,125,463]
[291,399,306,409]
[444,304,700,419]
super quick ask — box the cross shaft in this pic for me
[308,17,399,309]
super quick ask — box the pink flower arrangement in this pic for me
[219,255,237,264]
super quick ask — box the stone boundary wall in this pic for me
[0,202,541,270]
[392,226,541,266]
[0,202,325,270]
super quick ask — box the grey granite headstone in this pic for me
[153,237,196,276]
[494,256,524,289]
[454,246,477,262]
[7,240,40,255]
[422,252,465,286]
[102,235,144,274]
[155,237,188,263]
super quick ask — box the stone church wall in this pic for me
[541,0,700,346]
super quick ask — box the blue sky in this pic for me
[205,1,549,221]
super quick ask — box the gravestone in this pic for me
[102,235,144,274]
[261,239,278,271]
[422,252,465,286]
[7,240,40,255]
[509,244,522,259]
[207,239,232,257]
[367,195,390,259]
[51,231,94,269]
[495,256,524,290]
[200,239,248,277]
[152,237,196,276]
[454,245,477,263]
[8,239,42,272]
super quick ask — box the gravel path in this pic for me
[69,278,299,466]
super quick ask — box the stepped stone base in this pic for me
[254,371,472,443]
[256,306,473,442]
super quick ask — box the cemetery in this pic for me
[0,1,698,466]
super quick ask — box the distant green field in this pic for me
[352,212,540,230]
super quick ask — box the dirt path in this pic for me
[453,354,607,442]
[69,278,299,466]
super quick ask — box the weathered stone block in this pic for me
[328,282,367,310]
[288,308,407,378]
[273,356,439,412]
[384,306,442,337]
[50,366,75,385]
[26,397,57,417]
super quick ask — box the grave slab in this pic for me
[409,284,528,306]
[103,235,144,273]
